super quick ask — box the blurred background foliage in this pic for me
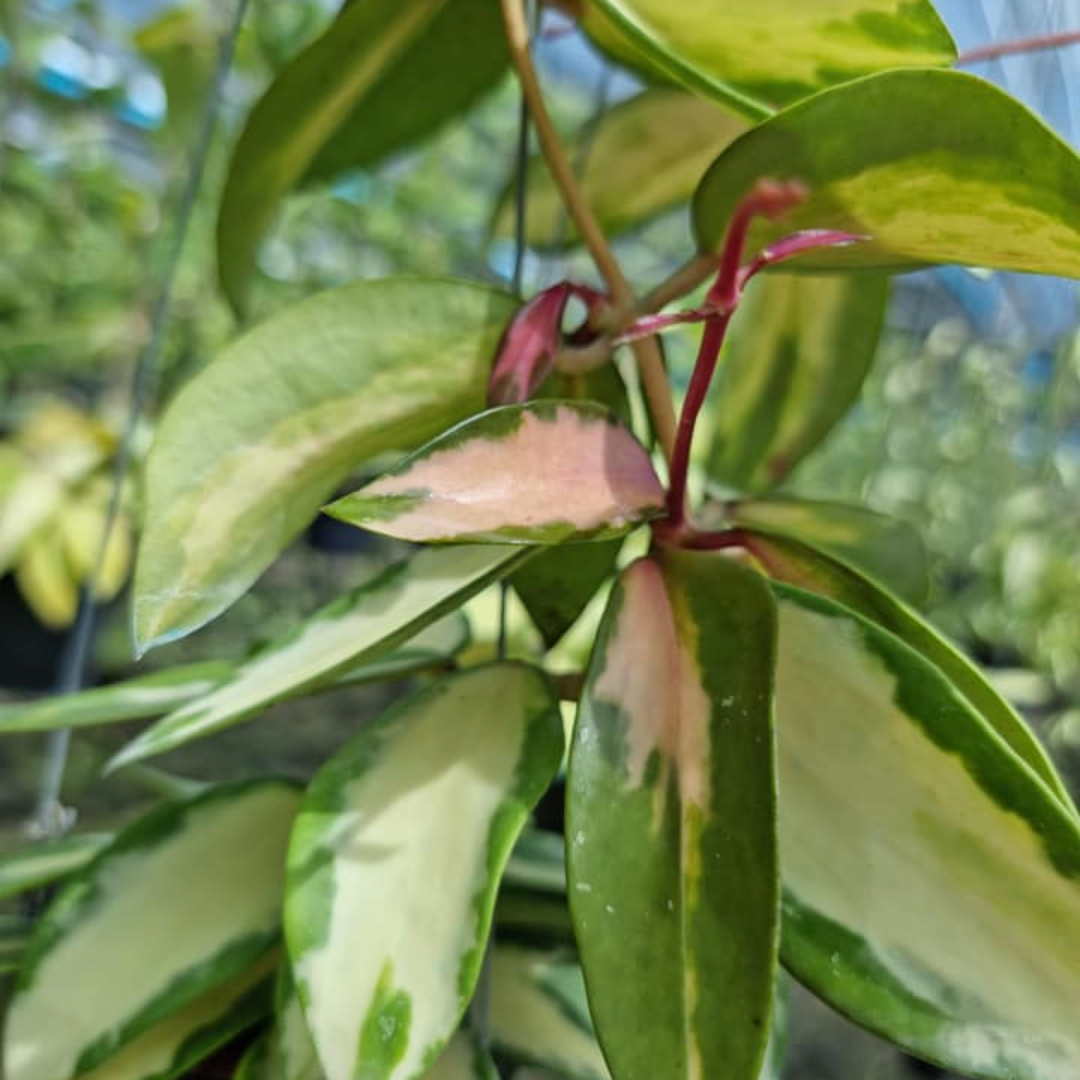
[1,0,1080,1075]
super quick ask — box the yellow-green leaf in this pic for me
[493,90,746,249]
[133,278,516,653]
[581,0,954,118]
[218,0,507,310]
[693,69,1080,279]
[704,273,888,492]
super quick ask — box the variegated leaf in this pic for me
[284,664,564,1080]
[693,70,1080,279]
[325,403,664,545]
[134,279,516,653]
[0,616,466,738]
[0,663,231,735]
[746,530,1075,814]
[489,946,608,1080]
[0,832,112,901]
[567,552,779,1080]
[774,584,1080,1079]
[494,90,747,249]
[77,956,275,1080]
[218,0,507,310]
[704,273,889,494]
[581,0,953,117]
[3,781,298,1080]
[704,496,929,605]
[110,547,524,769]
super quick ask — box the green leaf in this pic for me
[746,530,1075,814]
[133,278,516,653]
[773,584,1080,1080]
[512,541,621,650]
[113,546,526,769]
[494,90,747,248]
[0,832,112,901]
[325,402,664,545]
[78,958,275,1080]
[581,0,954,118]
[425,1029,500,1080]
[0,617,467,738]
[567,552,779,1080]
[704,273,888,491]
[496,831,574,945]
[488,946,608,1080]
[693,69,1080,278]
[706,496,929,605]
[0,663,232,735]
[3,781,298,1080]
[217,0,507,309]
[284,664,564,1080]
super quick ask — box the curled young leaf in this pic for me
[488,283,607,406]
[326,402,665,545]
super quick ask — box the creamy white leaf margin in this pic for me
[775,585,1080,1080]
[285,664,564,1080]
[4,782,298,1080]
[109,546,526,769]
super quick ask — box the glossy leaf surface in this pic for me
[704,497,929,605]
[774,584,1080,1079]
[218,0,507,309]
[0,833,111,901]
[114,547,525,769]
[325,403,664,544]
[705,273,888,491]
[747,531,1074,812]
[285,664,563,1080]
[694,70,1080,278]
[567,552,778,1080]
[582,0,953,117]
[133,279,516,652]
[4,782,297,1080]
[494,90,746,248]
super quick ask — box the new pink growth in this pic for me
[487,282,607,406]
[662,180,868,535]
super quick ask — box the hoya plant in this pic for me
[2,3,1080,1080]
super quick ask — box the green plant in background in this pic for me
[2,3,1080,1080]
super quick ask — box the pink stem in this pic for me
[665,314,732,527]
[957,28,1080,66]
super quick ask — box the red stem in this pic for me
[665,313,732,527]
[956,29,1080,66]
